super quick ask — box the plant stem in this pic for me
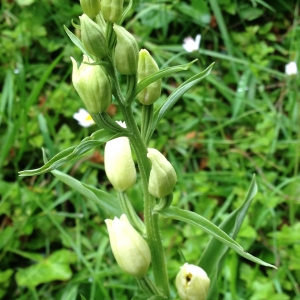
[121,104,170,297]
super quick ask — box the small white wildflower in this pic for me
[73,108,95,127]
[116,120,127,128]
[285,61,298,76]
[182,34,201,52]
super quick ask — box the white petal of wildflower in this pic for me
[73,108,95,127]
[182,34,201,52]
[116,120,127,128]
[285,61,298,76]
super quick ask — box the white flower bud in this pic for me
[105,214,151,278]
[147,148,177,198]
[175,263,210,300]
[104,127,136,191]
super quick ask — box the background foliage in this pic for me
[0,0,299,299]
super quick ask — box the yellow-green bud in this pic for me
[80,14,108,59]
[101,0,124,23]
[147,148,177,198]
[104,123,136,191]
[137,49,162,105]
[175,263,210,300]
[113,24,139,75]
[71,55,111,113]
[79,0,101,18]
[95,12,107,31]
[105,214,151,278]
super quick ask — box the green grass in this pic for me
[1,0,300,299]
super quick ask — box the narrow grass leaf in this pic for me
[26,52,64,111]
[0,70,14,125]
[233,69,251,117]
[38,113,56,157]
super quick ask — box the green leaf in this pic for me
[158,205,276,269]
[0,269,13,283]
[132,296,167,300]
[80,295,87,300]
[15,249,77,288]
[152,62,214,131]
[199,175,263,299]
[8,249,44,262]
[51,169,122,218]
[64,25,91,58]
[19,130,121,177]
[134,60,198,97]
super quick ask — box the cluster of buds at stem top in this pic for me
[147,148,177,198]
[175,263,210,300]
[104,122,136,191]
[71,55,111,114]
[79,0,101,18]
[80,14,108,59]
[113,24,139,75]
[105,214,151,278]
[137,49,162,105]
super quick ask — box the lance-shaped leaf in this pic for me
[153,62,214,128]
[199,175,267,300]
[51,169,122,218]
[158,205,276,269]
[134,60,198,98]
[19,129,122,177]
[64,25,91,58]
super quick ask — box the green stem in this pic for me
[136,276,165,297]
[141,104,153,144]
[121,104,170,297]
[117,191,145,235]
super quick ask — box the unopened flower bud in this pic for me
[137,49,162,105]
[104,124,136,191]
[79,0,101,19]
[71,56,111,113]
[175,263,210,300]
[113,24,139,75]
[101,0,124,23]
[105,214,151,278]
[147,148,177,198]
[95,12,107,31]
[80,14,108,59]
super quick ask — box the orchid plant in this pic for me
[19,0,277,299]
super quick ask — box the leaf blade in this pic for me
[19,130,121,177]
[158,204,276,269]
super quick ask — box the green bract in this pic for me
[71,55,111,113]
[101,0,124,23]
[137,49,162,105]
[80,14,108,59]
[79,0,101,18]
[113,24,139,75]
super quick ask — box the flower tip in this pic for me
[285,61,298,76]
[73,108,95,127]
[182,34,201,52]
